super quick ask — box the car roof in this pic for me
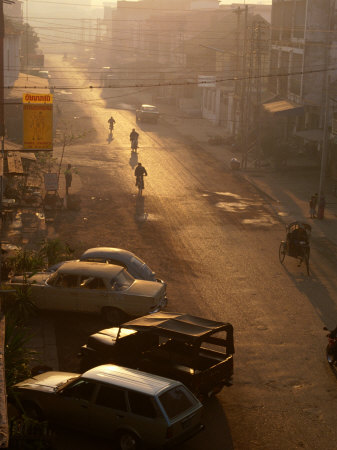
[83,364,179,395]
[80,247,143,265]
[123,312,234,345]
[57,261,124,277]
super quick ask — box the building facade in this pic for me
[270,0,335,132]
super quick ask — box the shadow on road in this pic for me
[134,195,148,224]
[281,262,337,327]
[107,131,113,143]
[182,397,234,450]
[129,151,138,169]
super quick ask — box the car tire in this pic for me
[116,430,141,450]
[102,307,126,325]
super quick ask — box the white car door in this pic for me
[77,275,112,314]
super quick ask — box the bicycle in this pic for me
[279,221,311,276]
[136,175,144,196]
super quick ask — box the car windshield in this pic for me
[54,376,80,392]
[159,386,196,420]
[46,271,58,286]
[112,269,134,291]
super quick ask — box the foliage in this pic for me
[4,313,36,391]
[20,23,40,59]
[6,285,38,325]
[35,153,58,174]
[9,415,53,450]
[38,238,74,266]
[7,250,44,276]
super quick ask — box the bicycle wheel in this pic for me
[304,247,310,275]
[279,242,286,263]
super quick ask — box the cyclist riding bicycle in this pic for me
[108,116,115,131]
[134,162,147,192]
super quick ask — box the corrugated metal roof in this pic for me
[4,140,22,152]
[124,312,232,341]
[263,100,304,116]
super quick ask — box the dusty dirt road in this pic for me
[46,55,337,450]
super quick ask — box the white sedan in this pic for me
[10,261,167,324]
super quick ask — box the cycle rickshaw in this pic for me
[279,221,311,275]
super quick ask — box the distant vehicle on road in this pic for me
[79,311,234,399]
[37,70,51,80]
[136,104,159,123]
[9,261,167,324]
[11,364,204,450]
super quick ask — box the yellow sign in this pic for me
[23,93,53,151]
[23,93,53,104]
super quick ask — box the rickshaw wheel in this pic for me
[279,242,286,263]
[304,248,310,275]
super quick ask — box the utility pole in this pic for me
[317,0,335,219]
[0,2,8,446]
[239,4,248,169]
[255,21,263,168]
[0,0,5,288]
[232,6,243,137]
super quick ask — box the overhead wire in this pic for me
[7,64,337,91]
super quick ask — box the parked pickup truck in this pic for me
[136,104,159,123]
[78,312,234,399]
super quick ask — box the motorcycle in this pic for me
[323,326,337,366]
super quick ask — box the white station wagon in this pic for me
[9,261,167,324]
[12,365,204,450]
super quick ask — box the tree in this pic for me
[20,23,40,62]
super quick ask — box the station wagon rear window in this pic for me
[159,386,195,420]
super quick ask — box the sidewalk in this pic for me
[161,104,337,247]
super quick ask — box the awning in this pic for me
[263,100,305,116]
[294,129,324,142]
[7,152,23,174]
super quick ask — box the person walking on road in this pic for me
[130,128,139,152]
[64,164,73,196]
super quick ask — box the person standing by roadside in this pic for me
[309,196,315,219]
[312,193,318,217]
[64,164,73,196]
[317,193,326,220]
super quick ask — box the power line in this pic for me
[7,64,337,91]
